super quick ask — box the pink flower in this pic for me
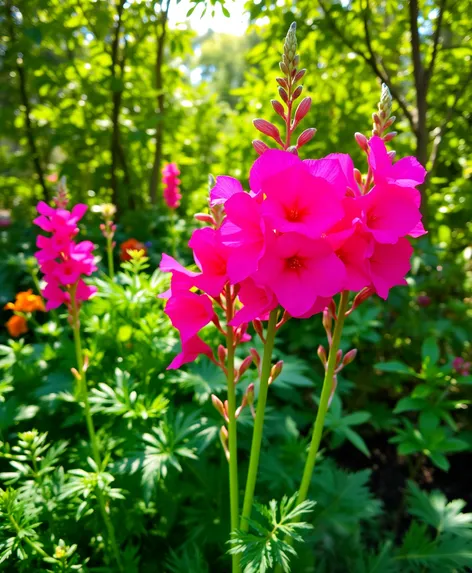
[164,291,215,343]
[162,163,182,209]
[335,233,372,292]
[159,253,200,298]
[453,357,471,377]
[253,150,344,238]
[220,192,267,284]
[368,136,427,190]
[210,176,244,206]
[256,232,345,317]
[304,153,359,198]
[230,278,278,327]
[167,335,213,370]
[368,238,413,299]
[189,227,229,297]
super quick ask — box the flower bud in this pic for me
[384,116,396,129]
[383,131,397,142]
[292,85,303,100]
[246,383,255,405]
[249,348,261,371]
[328,375,338,407]
[335,349,343,367]
[355,132,369,152]
[372,112,381,126]
[342,348,358,367]
[322,308,332,334]
[218,344,227,364]
[211,394,226,419]
[71,367,81,381]
[83,354,89,372]
[238,355,253,378]
[297,128,317,148]
[348,286,375,315]
[294,69,306,82]
[271,99,286,120]
[279,61,289,75]
[219,426,230,461]
[276,77,288,89]
[252,139,270,156]
[194,213,215,225]
[253,119,284,146]
[317,345,327,366]
[294,97,311,126]
[354,168,363,186]
[287,145,298,155]
[252,319,264,341]
[269,360,284,384]
[278,86,289,104]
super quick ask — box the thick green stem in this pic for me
[225,286,240,573]
[70,289,123,572]
[106,236,115,280]
[297,291,349,505]
[240,309,278,532]
[9,514,49,559]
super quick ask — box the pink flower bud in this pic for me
[297,128,317,148]
[292,85,303,100]
[249,348,261,371]
[218,344,227,364]
[279,61,289,75]
[194,213,215,225]
[372,113,381,126]
[384,116,396,128]
[328,375,338,407]
[253,119,284,146]
[246,383,255,404]
[211,394,226,419]
[348,286,375,315]
[219,426,230,461]
[354,169,363,186]
[278,86,289,104]
[269,360,283,384]
[383,131,397,142]
[271,99,285,120]
[355,132,369,152]
[287,145,298,155]
[276,77,288,89]
[252,319,265,341]
[294,69,306,82]
[335,349,343,367]
[342,348,357,367]
[238,355,253,378]
[71,367,81,381]
[322,308,332,334]
[294,97,311,125]
[317,345,327,366]
[252,139,270,156]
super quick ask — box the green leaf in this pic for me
[374,361,413,375]
[422,337,440,366]
[394,397,426,413]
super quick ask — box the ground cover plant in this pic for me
[0,1,471,572]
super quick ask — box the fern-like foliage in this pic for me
[229,494,315,573]
[165,544,209,573]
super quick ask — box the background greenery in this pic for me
[0,0,471,571]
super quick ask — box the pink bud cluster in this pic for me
[162,163,182,209]
[34,202,97,311]
[160,134,426,370]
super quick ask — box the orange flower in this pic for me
[6,315,28,337]
[120,238,147,261]
[4,290,45,313]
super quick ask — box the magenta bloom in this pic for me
[256,232,345,317]
[368,238,413,299]
[34,202,97,310]
[165,291,215,343]
[168,335,213,370]
[162,163,182,209]
[231,278,278,327]
[189,227,229,297]
[253,150,344,238]
[210,176,244,206]
[159,253,200,298]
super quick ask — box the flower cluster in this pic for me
[4,290,45,337]
[34,201,97,310]
[99,203,117,244]
[120,238,147,261]
[162,163,182,209]
[161,138,426,369]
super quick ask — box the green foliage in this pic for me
[229,494,315,573]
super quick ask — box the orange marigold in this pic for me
[4,290,45,313]
[6,315,28,337]
[120,238,147,261]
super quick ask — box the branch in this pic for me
[318,0,415,129]
[6,2,49,201]
[425,0,447,89]
[408,0,425,98]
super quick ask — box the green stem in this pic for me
[106,236,114,279]
[9,514,49,559]
[297,291,349,506]
[225,286,240,573]
[70,288,123,572]
[240,309,278,532]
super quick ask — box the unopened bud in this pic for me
[384,116,395,129]
[218,345,227,364]
[329,298,337,319]
[372,112,381,126]
[355,132,369,152]
[328,375,338,407]
[249,348,261,371]
[238,355,253,378]
[379,83,392,118]
[348,286,375,315]
[297,128,316,148]
[269,360,284,384]
[252,139,270,156]
[83,355,89,372]
[278,86,289,104]
[253,319,264,341]
[317,345,327,366]
[354,168,363,186]
[246,383,255,405]
[335,349,343,368]
[322,308,332,334]
[219,426,230,461]
[253,119,284,146]
[235,394,247,418]
[294,97,311,125]
[292,85,303,100]
[211,394,226,419]
[194,212,215,225]
[279,61,289,75]
[286,145,298,154]
[383,131,397,142]
[71,368,81,381]
[276,77,288,89]
[294,69,306,82]
[271,99,286,120]
[342,349,358,367]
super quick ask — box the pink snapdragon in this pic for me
[34,201,97,311]
[162,163,182,209]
